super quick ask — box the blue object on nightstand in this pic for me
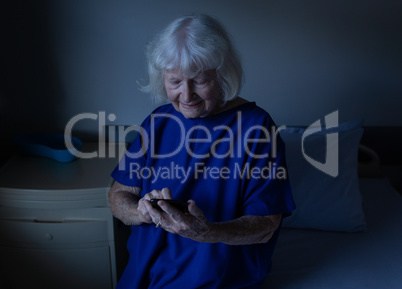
[14,133,82,162]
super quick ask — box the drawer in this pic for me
[0,219,110,248]
[0,245,114,289]
[0,187,109,209]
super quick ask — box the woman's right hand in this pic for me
[137,187,172,224]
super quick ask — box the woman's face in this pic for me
[164,68,222,118]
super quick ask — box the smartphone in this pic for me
[150,199,189,213]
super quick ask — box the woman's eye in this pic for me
[170,80,181,86]
[193,79,207,86]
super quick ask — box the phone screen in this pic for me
[150,199,189,213]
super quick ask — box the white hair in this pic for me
[142,14,243,103]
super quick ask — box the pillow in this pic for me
[280,118,367,232]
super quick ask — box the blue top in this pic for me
[111,102,295,289]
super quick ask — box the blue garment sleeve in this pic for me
[111,118,151,188]
[237,112,294,217]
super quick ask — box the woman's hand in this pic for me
[145,197,282,245]
[140,193,282,245]
[138,187,173,224]
[144,199,211,242]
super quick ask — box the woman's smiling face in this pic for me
[164,68,222,119]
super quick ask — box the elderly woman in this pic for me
[109,14,295,289]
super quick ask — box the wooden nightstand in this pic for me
[0,145,120,289]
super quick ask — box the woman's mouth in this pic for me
[180,102,201,109]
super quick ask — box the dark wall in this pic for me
[1,0,401,165]
[1,1,65,164]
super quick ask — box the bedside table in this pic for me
[0,145,120,289]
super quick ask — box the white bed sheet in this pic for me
[264,178,402,289]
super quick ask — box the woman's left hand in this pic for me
[144,199,282,245]
[144,199,211,242]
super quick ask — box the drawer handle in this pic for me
[34,219,64,223]
[44,233,54,240]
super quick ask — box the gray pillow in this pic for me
[280,119,367,232]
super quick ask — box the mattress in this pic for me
[264,178,402,289]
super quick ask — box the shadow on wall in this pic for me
[0,1,66,165]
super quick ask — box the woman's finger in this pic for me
[187,200,205,219]
[161,187,172,199]
[137,198,153,223]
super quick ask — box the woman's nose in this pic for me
[180,81,194,101]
